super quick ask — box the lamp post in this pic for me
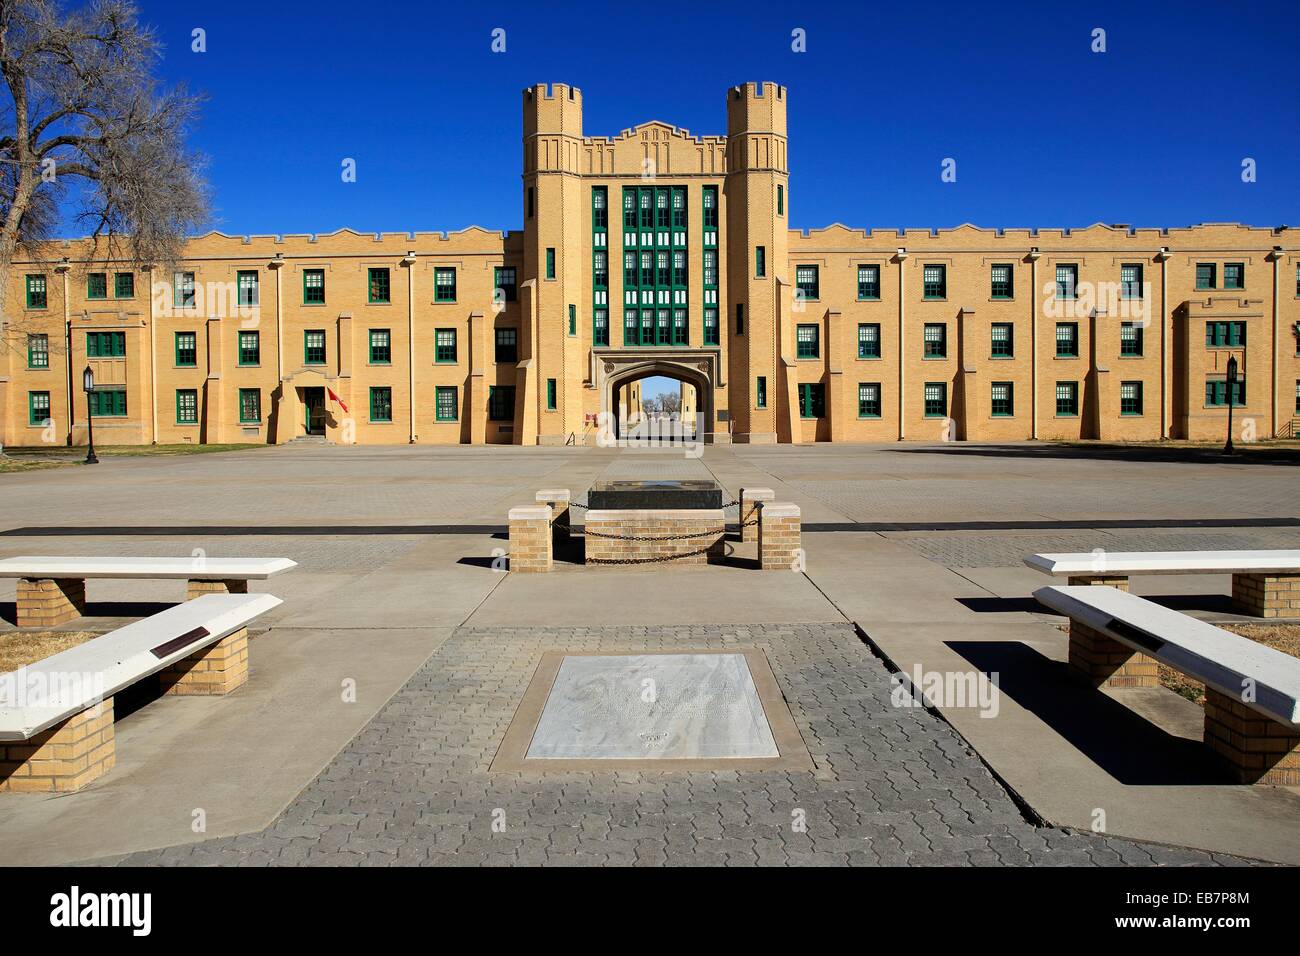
[1223,355,1237,456]
[82,366,99,464]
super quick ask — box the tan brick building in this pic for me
[3,81,1298,448]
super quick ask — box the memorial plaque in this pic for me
[587,479,724,510]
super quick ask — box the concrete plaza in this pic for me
[0,440,1298,865]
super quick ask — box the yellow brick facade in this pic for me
[3,82,1298,447]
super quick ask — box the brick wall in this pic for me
[1232,573,1300,619]
[758,502,802,571]
[160,628,250,696]
[509,504,553,572]
[16,577,87,628]
[583,509,725,565]
[0,697,115,793]
[1066,619,1158,688]
[1204,686,1300,785]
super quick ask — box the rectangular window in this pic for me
[990,323,1013,358]
[114,272,135,298]
[592,186,608,229]
[1295,380,1300,414]
[27,333,49,369]
[26,274,47,309]
[594,309,609,347]
[488,385,515,422]
[527,186,534,219]
[703,249,718,287]
[776,184,784,216]
[1120,322,1143,357]
[174,331,197,367]
[593,250,608,287]
[1205,378,1247,407]
[435,328,457,363]
[703,186,719,228]
[858,323,881,359]
[28,390,50,426]
[923,323,947,358]
[923,264,946,299]
[434,267,456,302]
[1055,264,1078,299]
[238,331,260,366]
[1055,322,1079,357]
[176,389,198,425]
[857,264,880,300]
[369,387,393,423]
[1205,321,1247,347]
[546,378,557,410]
[1223,262,1244,290]
[756,376,767,409]
[304,330,326,365]
[238,389,262,426]
[494,266,517,302]
[1196,263,1216,290]
[301,268,325,304]
[369,329,391,364]
[174,271,195,308]
[755,246,766,278]
[568,303,577,336]
[495,328,518,363]
[672,308,688,345]
[87,272,107,299]
[368,267,391,304]
[87,331,126,357]
[924,382,947,418]
[796,265,819,300]
[1055,381,1079,417]
[990,264,1013,299]
[436,386,458,422]
[546,248,556,279]
[237,270,259,307]
[1120,381,1143,416]
[736,303,744,335]
[88,388,126,417]
[703,309,719,346]
[991,381,1014,417]
[798,382,825,419]
[796,324,820,359]
[1120,263,1143,299]
[858,382,881,418]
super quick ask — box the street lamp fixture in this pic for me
[1223,355,1237,456]
[82,366,99,465]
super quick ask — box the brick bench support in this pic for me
[536,489,571,556]
[758,503,802,571]
[1232,573,1300,619]
[0,697,115,793]
[186,578,250,600]
[1066,574,1129,591]
[16,577,87,628]
[509,505,553,573]
[1066,619,1158,688]
[740,488,774,543]
[160,627,250,696]
[1204,686,1300,785]
[583,509,725,565]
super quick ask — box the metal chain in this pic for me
[568,497,743,511]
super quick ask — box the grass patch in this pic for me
[1,442,262,466]
[0,457,76,474]
[0,631,99,673]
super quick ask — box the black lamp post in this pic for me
[82,366,99,465]
[1223,355,1238,456]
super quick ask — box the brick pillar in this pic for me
[1232,573,1300,619]
[1066,574,1130,591]
[740,487,774,543]
[16,577,87,628]
[160,628,250,696]
[509,505,553,572]
[186,578,250,600]
[1203,686,1300,785]
[759,502,802,571]
[0,697,115,793]
[1066,619,1158,687]
[536,489,571,556]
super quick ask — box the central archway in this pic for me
[596,351,720,444]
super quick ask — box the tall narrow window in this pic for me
[25,274,47,309]
[239,389,261,424]
[795,265,819,300]
[495,328,518,363]
[1055,322,1079,357]
[858,323,881,359]
[755,246,766,278]
[1120,263,1143,299]
[736,303,745,335]
[704,309,719,346]
[756,376,767,409]
[798,383,825,419]
[923,323,947,358]
[489,385,516,421]
[546,378,557,410]
[923,264,946,299]
[114,272,135,298]
[174,271,195,308]
[436,386,458,422]
[27,333,49,369]
[923,382,947,417]
[1055,382,1079,416]
[990,323,1013,357]
[1195,263,1216,290]
[435,328,457,363]
[434,267,457,302]
[991,382,1014,417]
[174,331,197,367]
[1120,322,1143,357]
[594,309,609,346]
[546,248,555,280]
[237,270,259,307]
[1223,262,1244,290]
[238,331,260,366]
[368,267,390,304]
[1120,381,1143,416]
[857,265,880,300]
[568,304,577,336]
[1055,264,1078,299]
[990,264,1013,299]
[494,266,517,302]
[369,387,393,423]
[796,324,820,359]
[369,329,391,364]
[177,389,198,424]
[858,383,881,418]
[29,391,51,425]
[776,184,784,216]
[304,330,326,365]
[87,273,107,299]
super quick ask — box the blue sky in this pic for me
[124,0,1299,237]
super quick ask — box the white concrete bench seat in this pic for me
[1035,584,1300,785]
[0,593,281,792]
[1025,549,1300,618]
[0,555,296,627]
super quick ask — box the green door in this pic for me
[304,388,326,435]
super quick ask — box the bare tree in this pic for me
[656,390,681,417]
[0,0,208,344]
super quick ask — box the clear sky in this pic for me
[119,0,1299,238]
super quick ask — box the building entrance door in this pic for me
[303,388,326,436]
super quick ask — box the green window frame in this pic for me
[1205,378,1247,408]
[923,264,946,300]
[436,386,458,422]
[545,248,556,280]
[28,390,50,426]
[1223,262,1244,290]
[368,267,391,304]
[857,264,880,300]
[369,386,393,423]
[369,329,391,364]
[114,272,135,298]
[923,323,947,358]
[174,331,197,367]
[858,382,881,418]
[176,389,198,425]
[795,265,819,301]
[87,331,126,357]
[494,266,517,302]
[703,309,719,346]
[1205,321,1246,347]
[238,331,260,366]
[239,388,261,424]
[435,328,457,363]
[495,328,518,363]
[672,308,688,346]
[755,245,766,278]
[924,382,947,418]
[776,183,784,217]
[304,329,326,365]
[86,272,108,299]
[303,268,325,304]
[991,381,1014,417]
[1055,322,1079,358]
[1120,322,1143,357]
[1195,263,1216,290]
[1120,263,1143,299]
[798,382,825,419]
[27,333,49,369]
[858,323,881,359]
[237,270,259,307]
[796,324,820,359]
[88,388,126,417]
[990,264,1013,299]
[1120,381,1143,416]
[594,308,609,347]
[174,271,195,308]
[1055,264,1078,300]
[25,274,47,309]
[488,385,515,422]
[546,378,557,410]
[568,303,576,336]
[990,323,1013,358]
[1055,381,1079,417]
[434,267,457,302]
[756,376,767,409]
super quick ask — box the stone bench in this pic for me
[1025,549,1300,618]
[1034,584,1300,785]
[0,592,282,792]
[0,556,297,627]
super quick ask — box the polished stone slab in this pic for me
[526,653,778,759]
[587,479,723,511]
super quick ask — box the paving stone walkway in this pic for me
[101,623,1257,866]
